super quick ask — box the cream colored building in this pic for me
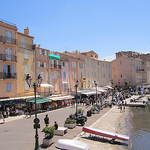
[0,20,18,98]
[16,27,35,96]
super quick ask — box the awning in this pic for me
[48,53,60,60]
[41,83,53,88]
[27,98,52,104]
[81,91,101,96]
[49,95,74,101]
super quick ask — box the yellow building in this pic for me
[0,20,18,98]
[16,27,35,96]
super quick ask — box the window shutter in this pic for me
[72,72,74,79]
[41,72,44,80]
[75,72,76,79]
[38,61,40,67]
[11,65,14,76]
[40,49,42,54]
[55,84,57,91]
[44,50,47,55]
[6,82,11,92]
[25,81,29,90]
[74,62,76,68]
[24,49,28,59]
[44,62,46,68]
[25,65,28,74]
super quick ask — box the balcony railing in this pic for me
[17,42,35,50]
[136,69,144,72]
[51,64,61,69]
[0,36,16,45]
[0,72,17,79]
[0,54,17,62]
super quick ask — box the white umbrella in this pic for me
[40,83,53,88]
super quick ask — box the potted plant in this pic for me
[78,108,84,114]
[64,118,76,129]
[42,126,55,147]
[91,107,97,114]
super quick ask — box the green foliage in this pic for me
[91,107,96,111]
[42,126,55,139]
[65,118,76,124]
[78,108,84,114]
[125,89,130,93]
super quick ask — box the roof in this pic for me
[49,95,74,101]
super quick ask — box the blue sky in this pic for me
[1,0,150,60]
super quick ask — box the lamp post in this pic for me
[25,74,42,150]
[94,81,97,104]
[118,80,120,98]
[110,80,113,103]
[74,80,79,117]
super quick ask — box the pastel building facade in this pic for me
[16,27,35,96]
[112,51,150,88]
[0,20,18,98]
[58,52,70,94]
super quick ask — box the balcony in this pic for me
[51,64,61,69]
[0,36,16,45]
[17,42,35,50]
[0,72,17,79]
[136,69,144,72]
[0,54,17,62]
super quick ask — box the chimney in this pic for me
[24,27,29,35]
[38,44,40,48]
[75,50,78,54]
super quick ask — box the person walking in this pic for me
[44,114,49,126]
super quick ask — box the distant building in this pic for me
[112,51,150,88]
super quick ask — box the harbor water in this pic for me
[123,106,150,150]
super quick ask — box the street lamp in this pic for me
[110,80,113,103]
[118,80,120,98]
[94,81,97,104]
[25,74,42,150]
[74,80,79,117]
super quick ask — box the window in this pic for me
[72,62,76,68]
[41,72,44,80]
[72,72,76,79]
[25,65,28,74]
[81,73,83,78]
[64,84,67,92]
[21,38,25,48]
[63,62,65,67]
[103,63,104,68]
[53,71,57,79]
[103,73,105,78]
[4,64,14,77]
[79,63,83,68]
[55,84,57,91]
[63,72,66,79]
[24,49,28,59]
[25,81,29,90]
[6,48,11,61]
[6,31,11,43]
[6,82,11,92]
[40,49,45,55]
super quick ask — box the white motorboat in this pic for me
[55,139,90,150]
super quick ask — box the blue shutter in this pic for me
[11,65,14,76]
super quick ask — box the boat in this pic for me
[55,139,90,150]
[82,126,130,142]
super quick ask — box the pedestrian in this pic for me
[53,121,58,130]
[44,114,49,126]
[123,105,125,112]
[120,105,122,113]
[0,112,5,123]
[6,107,10,118]
[28,108,31,118]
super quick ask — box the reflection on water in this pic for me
[128,107,150,150]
